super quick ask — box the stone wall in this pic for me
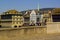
[47,22,60,34]
[0,27,46,34]
[0,27,46,40]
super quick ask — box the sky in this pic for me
[0,0,60,13]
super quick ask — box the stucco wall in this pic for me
[47,22,60,34]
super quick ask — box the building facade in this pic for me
[30,10,37,25]
[0,10,24,28]
[52,8,60,22]
[0,8,60,28]
[23,11,30,26]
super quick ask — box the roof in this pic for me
[52,8,60,15]
[5,10,20,14]
[53,8,60,13]
[23,11,31,17]
[1,8,55,16]
[21,8,54,15]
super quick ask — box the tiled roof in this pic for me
[21,8,55,15]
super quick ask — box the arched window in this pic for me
[14,25,17,28]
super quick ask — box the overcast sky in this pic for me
[0,0,60,13]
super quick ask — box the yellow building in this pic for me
[43,8,60,22]
[0,10,24,28]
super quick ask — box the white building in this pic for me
[30,10,37,25]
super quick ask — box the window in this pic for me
[20,22,21,24]
[37,18,39,21]
[18,16,20,17]
[18,19,20,20]
[52,15,60,22]
[14,26,17,28]
[17,18,18,21]
[1,15,12,19]
[12,18,15,20]
[15,19,17,20]
[15,16,17,17]
[15,22,16,24]
[12,22,15,24]
[19,26,21,27]
[20,18,22,20]
[0,25,1,28]
[16,22,18,24]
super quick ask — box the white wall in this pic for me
[30,10,36,24]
